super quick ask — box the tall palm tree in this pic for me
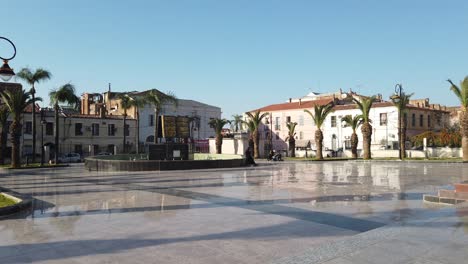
[0,106,9,165]
[0,89,33,168]
[342,115,363,159]
[208,118,230,154]
[16,68,51,163]
[144,89,178,144]
[231,114,243,133]
[117,93,146,153]
[285,122,298,157]
[448,77,468,162]
[353,96,377,160]
[49,83,78,164]
[304,102,334,160]
[391,92,413,159]
[242,119,256,149]
[244,111,269,158]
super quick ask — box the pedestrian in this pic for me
[245,146,257,166]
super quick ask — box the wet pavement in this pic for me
[0,161,467,263]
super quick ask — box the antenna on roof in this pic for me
[108,83,111,93]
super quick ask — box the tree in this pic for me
[390,92,413,159]
[353,96,377,160]
[242,119,256,149]
[144,89,178,144]
[16,68,51,163]
[0,89,33,168]
[49,83,78,163]
[209,118,230,154]
[342,115,363,159]
[0,106,9,165]
[117,93,146,153]
[244,111,269,158]
[285,122,298,157]
[448,77,468,162]
[231,114,244,132]
[304,102,334,160]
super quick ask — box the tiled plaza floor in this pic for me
[0,161,467,263]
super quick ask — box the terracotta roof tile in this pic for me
[251,98,334,112]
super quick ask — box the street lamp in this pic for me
[40,108,47,166]
[390,84,403,159]
[265,114,273,156]
[0,37,17,82]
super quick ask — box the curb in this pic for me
[0,187,33,218]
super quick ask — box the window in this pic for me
[92,123,100,136]
[75,123,83,136]
[298,115,304,126]
[149,114,154,127]
[419,114,424,127]
[299,131,303,140]
[428,115,431,128]
[275,117,281,130]
[24,121,32,134]
[380,113,387,126]
[108,124,115,136]
[286,116,291,123]
[125,124,130,136]
[411,114,416,127]
[46,122,53,136]
[331,116,336,127]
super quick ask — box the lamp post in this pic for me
[390,84,403,160]
[0,37,16,82]
[40,108,46,166]
[265,114,273,156]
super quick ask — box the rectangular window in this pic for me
[92,123,100,136]
[286,116,291,123]
[46,122,54,136]
[125,124,130,136]
[149,114,154,126]
[298,115,304,126]
[380,113,387,126]
[75,123,83,136]
[412,114,416,127]
[428,115,431,128]
[419,114,424,127]
[331,116,336,127]
[275,117,280,130]
[24,121,32,134]
[108,124,115,136]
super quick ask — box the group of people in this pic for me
[244,147,283,166]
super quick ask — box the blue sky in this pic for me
[3,0,468,118]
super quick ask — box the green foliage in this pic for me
[1,89,33,120]
[16,67,52,93]
[411,125,461,148]
[118,93,146,115]
[244,111,269,131]
[209,118,231,135]
[353,96,376,122]
[304,102,334,128]
[448,77,468,108]
[341,114,363,132]
[144,89,178,111]
[49,83,79,109]
[231,114,244,132]
[285,122,297,140]
[391,92,413,113]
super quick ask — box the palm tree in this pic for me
[304,102,334,160]
[0,106,9,165]
[342,115,363,159]
[0,89,33,168]
[144,89,178,144]
[244,111,269,158]
[117,93,146,153]
[353,96,377,160]
[231,114,243,133]
[391,92,413,159]
[242,119,256,149]
[49,83,78,164]
[448,77,468,161]
[208,118,230,154]
[16,68,51,163]
[285,122,298,157]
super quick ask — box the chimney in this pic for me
[289,98,292,103]
[299,99,302,105]
[108,83,111,93]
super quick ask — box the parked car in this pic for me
[58,153,82,163]
[96,152,112,156]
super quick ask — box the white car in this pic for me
[58,153,82,163]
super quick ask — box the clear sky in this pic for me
[3,0,468,118]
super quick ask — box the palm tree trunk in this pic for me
[54,104,59,164]
[461,111,468,162]
[154,109,159,144]
[123,115,127,153]
[351,132,358,159]
[253,130,260,158]
[215,134,222,154]
[361,122,372,159]
[315,129,323,160]
[0,128,6,165]
[10,120,20,168]
[289,138,296,157]
[136,110,140,153]
[31,89,36,163]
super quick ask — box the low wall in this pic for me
[85,153,245,172]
